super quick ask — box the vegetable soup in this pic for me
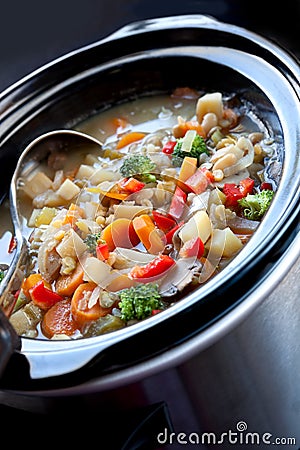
[3,88,277,340]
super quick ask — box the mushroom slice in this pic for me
[158,257,202,297]
[38,240,62,283]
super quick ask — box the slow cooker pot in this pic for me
[0,14,299,442]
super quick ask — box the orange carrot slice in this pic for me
[116,132,146,149]
[55,262,84,297]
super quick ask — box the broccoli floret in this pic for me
[119,155,156,183]
[118,283,164,321]
[84,231,103,255]
[238,189,275,220]
[172,133,209,165]
[0,270,5,283]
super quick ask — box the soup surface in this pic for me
[1,88,277,340]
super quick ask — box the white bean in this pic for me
[201,113,218,134]
[213,153,237,171]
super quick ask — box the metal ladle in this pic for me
[0,129,103,321]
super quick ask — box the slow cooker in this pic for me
[0,15,299,447]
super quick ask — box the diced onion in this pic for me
[88,285,101,309]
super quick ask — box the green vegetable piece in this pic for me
[83,314,125,337]
[172,133,209,165]
[238,189,275,220]
[118,283,164,321]
[119,155,156,183]
[84,231,104,256]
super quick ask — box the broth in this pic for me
[2,88,277,340]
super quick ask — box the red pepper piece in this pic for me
[162,140,176,154]
[260,182,273,191]
[30,281,63,310]
[168,186,187,219]
[130,254,175,281]
[151,309,163,316]
[223,177,255,207]
[152,211,177,233]
[239,177,255,196]
[185,168,209,194]
[8,235,17,253]
[96,242,110,261]
[118,177,145,193]
[223,183,244,207]
[165,221,184,244]
[179,236,205,259]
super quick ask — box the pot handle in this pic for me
[0,236,27,377]
[0,308,21,378]
[102,14,220,42]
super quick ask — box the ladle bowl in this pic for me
[0,130,103,317]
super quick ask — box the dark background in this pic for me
[1,0,300,93]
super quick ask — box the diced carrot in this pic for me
[117,177,145,193]
[171,87,199,99]
[132,214,165,254]
[62,203,85,226]
[88,186,129,200]
[116,132,146,149]
[173,119,206,139]
[178,156,198,182]
[112,117,128,131]
[21,273,51,299]
[55,262,84,297]
[101,218,140,251]
[41,298,78,338]
[71,282,114,327]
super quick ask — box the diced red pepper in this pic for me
[96,242,110,261]
[168,186,187,220]
[260,182,273,191]
[179,236,205,259]
[223,183,244,207]
[223,177,255,207]
[130,254,175,281]
[152,211,177,233]
[14,289,21,300]
[8,235,17,254]
[239,177,255,196]
[30,281,63,310]
[151,309,163,316]
[165,221,184,244]
[118,177,145,193]
[162,140,177,154]
[185,168,209,194]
